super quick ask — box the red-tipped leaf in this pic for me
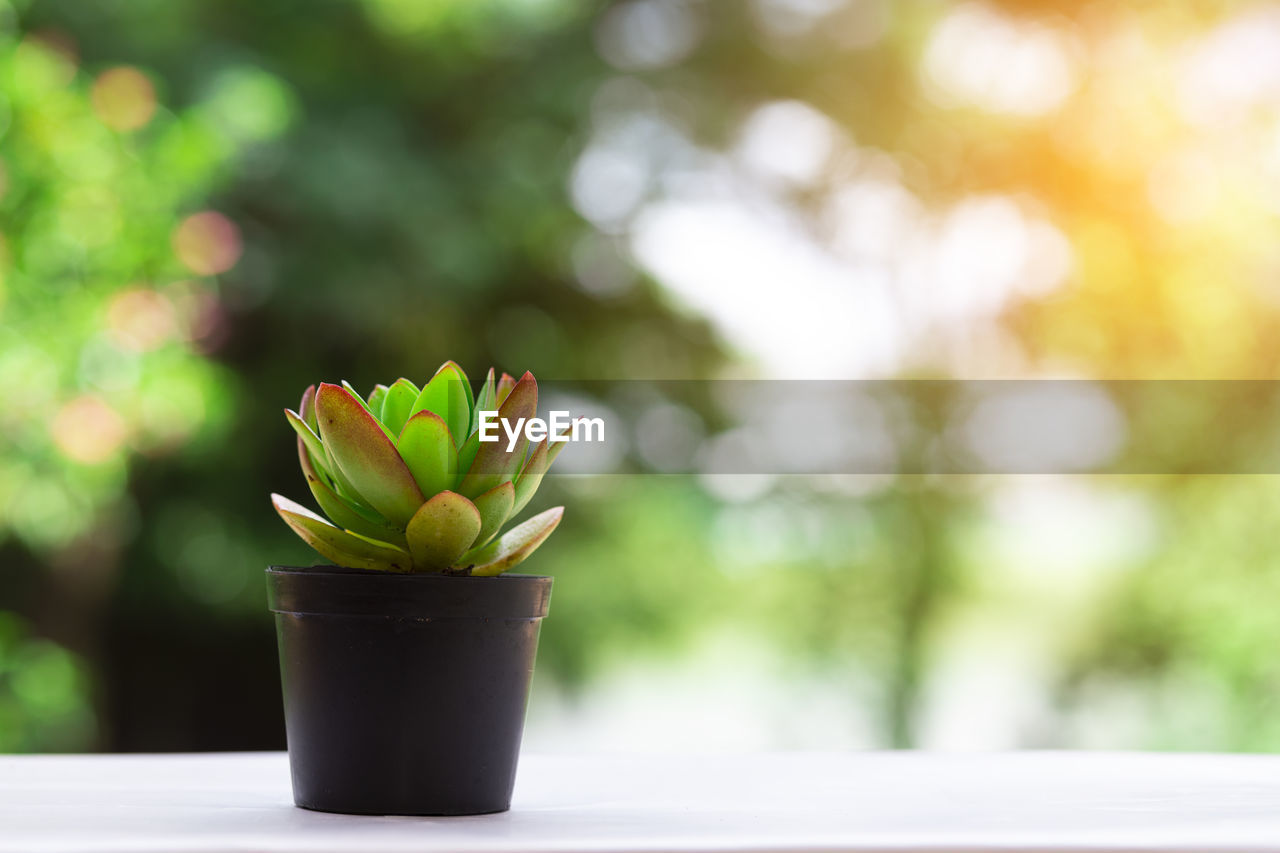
[298,438,406,547]
[470,367,497,437]
[465,506,563,577]
[495,372,517,406]
[272,493,411,572]
[512,428,569,515]
[471,480,515,549]
[457,371,537,499]
[299,384,318,432]
[315,383,425,527]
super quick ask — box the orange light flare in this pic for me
[172,211,243,276]
[105,287,178,352]
[50,396,128,465]
[91,66,158,132]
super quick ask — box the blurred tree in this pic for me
[9,0,727,750]
[0,19,244,748]
[8,0,1280,754]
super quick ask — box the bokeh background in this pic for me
[5,0,1280,753]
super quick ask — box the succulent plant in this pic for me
[271,362,566,575]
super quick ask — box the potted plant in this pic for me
[266,362,567,816]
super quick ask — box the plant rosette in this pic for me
[266,362,566,816]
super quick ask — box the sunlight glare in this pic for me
[922,4,1077,117]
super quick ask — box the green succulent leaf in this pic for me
[315,383,426,527]
[455,431,480,489]
[296,432,334,492]
[405,490,482,571]
[272,493,412,572]
[303,397,387,516]
[471,481,514,549]
[297,390,373,510]
[380,378,420,436]
[367,384,390,416]
[470,367,497,437]
[410,362,471,448]
[462,506,563,577]
[512,431,569,515]
[280,367,565,575]
[320,440,376,514]
[445,359,474,414]
[396,409,457,500]
[495,372,516,407]
[297,438,406,547]
[300,385,319,432]
[341,381,379,418]
[285,409,328,476]
[458,371,537,499]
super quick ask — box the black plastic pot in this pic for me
[265,566,552,816]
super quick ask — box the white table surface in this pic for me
[1,751,1278,853]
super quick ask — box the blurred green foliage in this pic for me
[3,0,1280,754]
[1,0,726,751]
[0,613,92,750]
[0,27,236,552]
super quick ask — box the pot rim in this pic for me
[266,565,552,619]
[268,564,549,580]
